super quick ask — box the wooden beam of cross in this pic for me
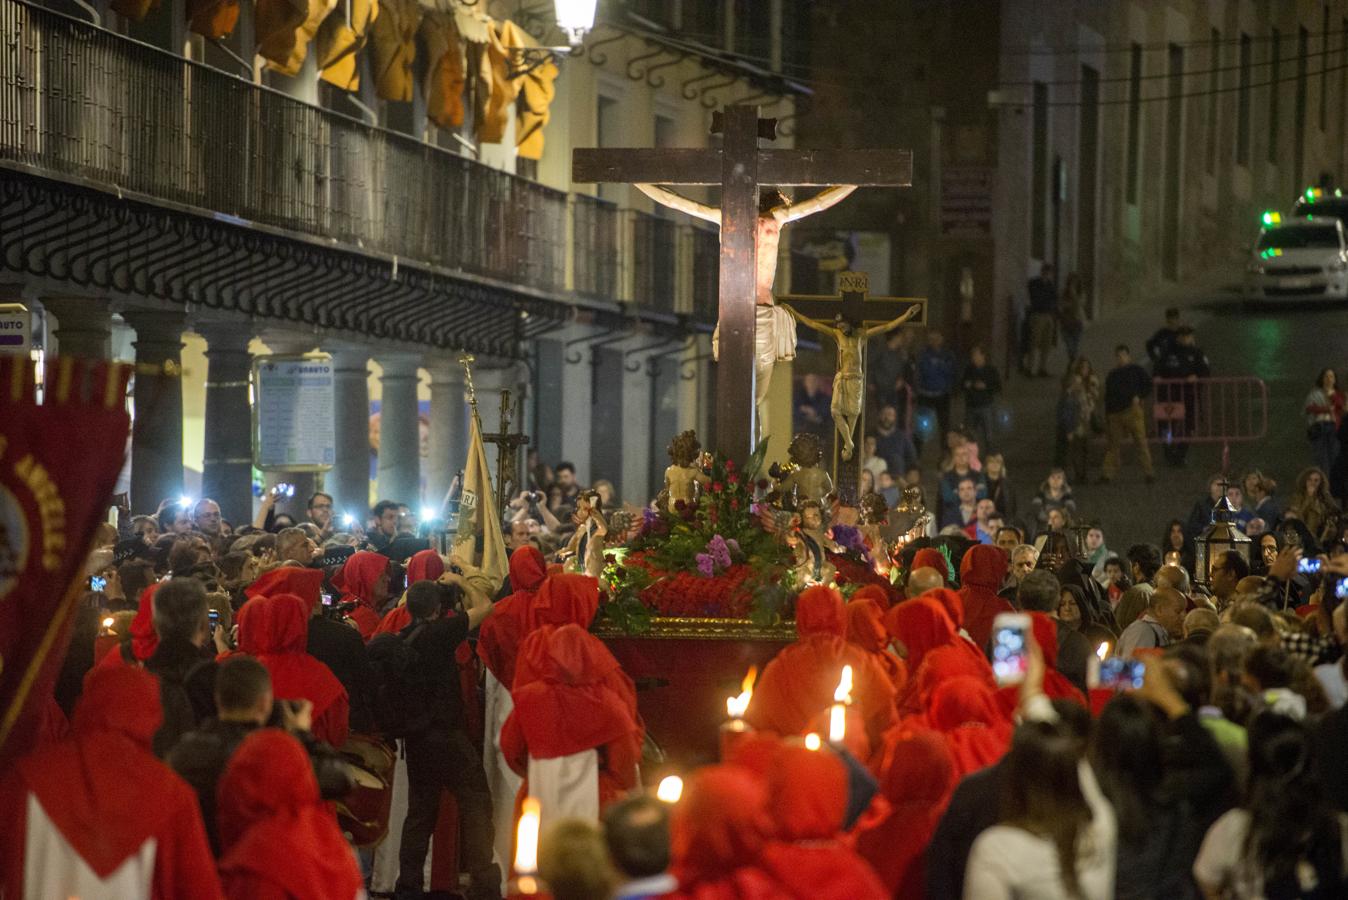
[571,105,913,462]
[777,271,927,503]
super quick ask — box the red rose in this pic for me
[726,459,736,471]
[730,499,739,510]
[728,474,739,484]
[711,482,723,493]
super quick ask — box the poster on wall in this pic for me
[252,354,335,470]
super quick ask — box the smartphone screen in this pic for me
[208,609,220,634]
[89,575,107,592]
[1298,557,1323,575]
[1099,657,1145,690]
[321,592,333,607]
[991,613,1031,685]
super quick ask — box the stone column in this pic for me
[42,295,112,359]
[330,346,372,522]
[122,309,186,513]
[376,353,421,506]
[198,321,254,525]
[425,359,466,512]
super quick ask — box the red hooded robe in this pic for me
[758,745,888,900]
[845,596,907,689]
[746,585,896,748]
[910,547,950,585]
[923,675,1012,778]
[373,549,447,636]
[236,592,350,747]
[665,765,790,900]
[854,730,958,899]
[898,642,996,722]
[217,729,363,900]
[0,666,223,900]
[499,624,643,809]
[330,550,389,640]
[244,565,325,608]
[476,546,549,688]
[958,544,1014,650]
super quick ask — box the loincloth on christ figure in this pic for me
[831,373,863,419]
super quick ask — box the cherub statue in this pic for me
[776,432,834,506]
[784,305,922,460]
[857,492,890,560]
[661,430,710,514]
[560,490,608,580]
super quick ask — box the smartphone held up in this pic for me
[990,612,1031,686]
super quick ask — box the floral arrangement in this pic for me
[599,446,797,633]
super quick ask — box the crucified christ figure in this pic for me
[635,183,857,439]
[784,304,922,461]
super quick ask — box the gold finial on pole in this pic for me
[458,354,478,410]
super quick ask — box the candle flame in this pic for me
[101,616,114,629]
[1096,642,1110,661]
[833,665,854,703]
[804,732,822,751]
[828,703,846,743]
[514,797,541,876]
[726,665,758,719]
[656,775,684,803]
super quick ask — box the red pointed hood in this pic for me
[534,573,600,629]
[845,597,889,653]
[244,565,324,610]
[960,543,1008,591]
[406,549,445,585]
[911,548,949,582]
[883,597,957,673]
[765,744,848,842]
[509,545,547,592]
[926,588,965,629]
[1029,611,1060,668]
[797,585,846,638]
[670,765,775,885]
[217,730,363,900]
[850,584,892,610]
[331,550,387,610]
[238,592,309,655]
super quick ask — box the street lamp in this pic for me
[554,0,598,48]
[1195,480,1251,587]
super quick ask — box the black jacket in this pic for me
[168,718,351,855]
[1155,344,1211,380]
[926,762,1003,900]
[307,614,378,734]
[145,636,218,759]
[1104,363,1154,414]
[962,363,1002,409]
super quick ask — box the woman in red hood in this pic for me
[499,624,643,825]
[217,729,363,900]
[924,675,1013,778]
[0,666,223,900]
[374,549,446,636]
[899,642,995,721]
[758,744,887,900]
[236,592,349,747]
[958,543,1014,649]
[665,764,790,900]
[329,550,390,640]
[746,585,896,748]
[845,595,907,690]
[854,730,958,899]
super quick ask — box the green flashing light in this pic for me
[1262,210,1281,226]
[1306,187,1317,202]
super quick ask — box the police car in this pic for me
[1244,211,1348,304]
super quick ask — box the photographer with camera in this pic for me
[509,489,561,537]
[380,569,498,899]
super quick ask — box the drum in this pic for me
[337,735,396,848]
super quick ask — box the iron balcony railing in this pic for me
[0,0,572,292]
[0,0,725,322]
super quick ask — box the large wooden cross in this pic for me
[776,271,927,501]
[572,105,912,460]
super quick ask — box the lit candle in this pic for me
[513,796,541,893]
[720,666,757,760]
[828,665,853,744]
[656,775,683,804]
[1088,642,1110,690]
[804,732,822,751]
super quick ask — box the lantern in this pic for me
[1195,481,1251,586]
[554,0,597,46]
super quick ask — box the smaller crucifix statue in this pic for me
[780,272,926,461]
